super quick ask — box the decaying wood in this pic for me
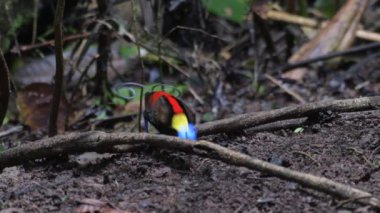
[288,0,368,63]
[1,131,380,208]
[197,96,380,136]
[264,0,369,81]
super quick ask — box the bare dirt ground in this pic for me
[1,109,379,212]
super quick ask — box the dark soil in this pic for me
[1,109,379,212]
[2,1,380,212]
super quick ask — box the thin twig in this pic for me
[48,0,66,136]
[197,96,380,136]
[69,55,98,103]
[280,42,380,72]
[160,25,228,44]
[246,118,307,133]
[265,73,306,104]
[10,32,90,54]
[31,0,39,45]
[0,131,380,208]
[0,48,11,127]
[0,126,23,138]
[336,195,374,209]
[259,9,380,42]
[188,86,205,105]
[132,0,145,132]
[160,56,190,77]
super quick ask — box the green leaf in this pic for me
[120,44,139,58]
[112,83,188,106]
[112,87,134,105]
[96,110,108,120]
[1,113,9,126]
[298,0,308,16]
[202,112,215,122]
[314,0,340,18]
[201,0,250,24]
[0,0,35,50]
[61,195,69,202]
[294,127,304,133]
[251,82,266,96]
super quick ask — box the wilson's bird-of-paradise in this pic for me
[143,91,197,140]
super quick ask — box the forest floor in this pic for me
[1,1,380,212]
[1,109,379,212]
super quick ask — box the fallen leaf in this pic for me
[281,68,308,81]
[72,152,116,167]
[284,0,369,81]
[17,83,69,133]
[123,100,141,115]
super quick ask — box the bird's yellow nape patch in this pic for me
[171,113,189,132]
[172,113,197,140]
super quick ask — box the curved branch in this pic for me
[0,131,380,208]
[197,96,380,136]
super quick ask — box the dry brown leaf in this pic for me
[289,0,368,63]
[281,67,308,82]
[16,83,69,133]
[284,0,368,81]
[123,100,141,114]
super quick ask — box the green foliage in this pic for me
[61,195,69,202]
[202,112,215,122]
[294,127,304,133]
[298,0,308,16]
[0,0,35,50]
[112,83,188,106]
[1,113,9,126]
[145,53,182,66]
[314,0,339,18]
[112,87,134,105]
[120,43,139,58]
[201,0,250,24]
[96,110,108,120]
[251,81,266,97]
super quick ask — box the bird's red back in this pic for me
[148,91,184,114]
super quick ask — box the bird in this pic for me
[143,91,197,140]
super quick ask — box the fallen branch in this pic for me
[197,96,380,136]
[264,73,306,103]
[280,42,380,72]
[0,131,380,208]
[10,32,90,54]
[246,118,306,133]
[255,9,380,42]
